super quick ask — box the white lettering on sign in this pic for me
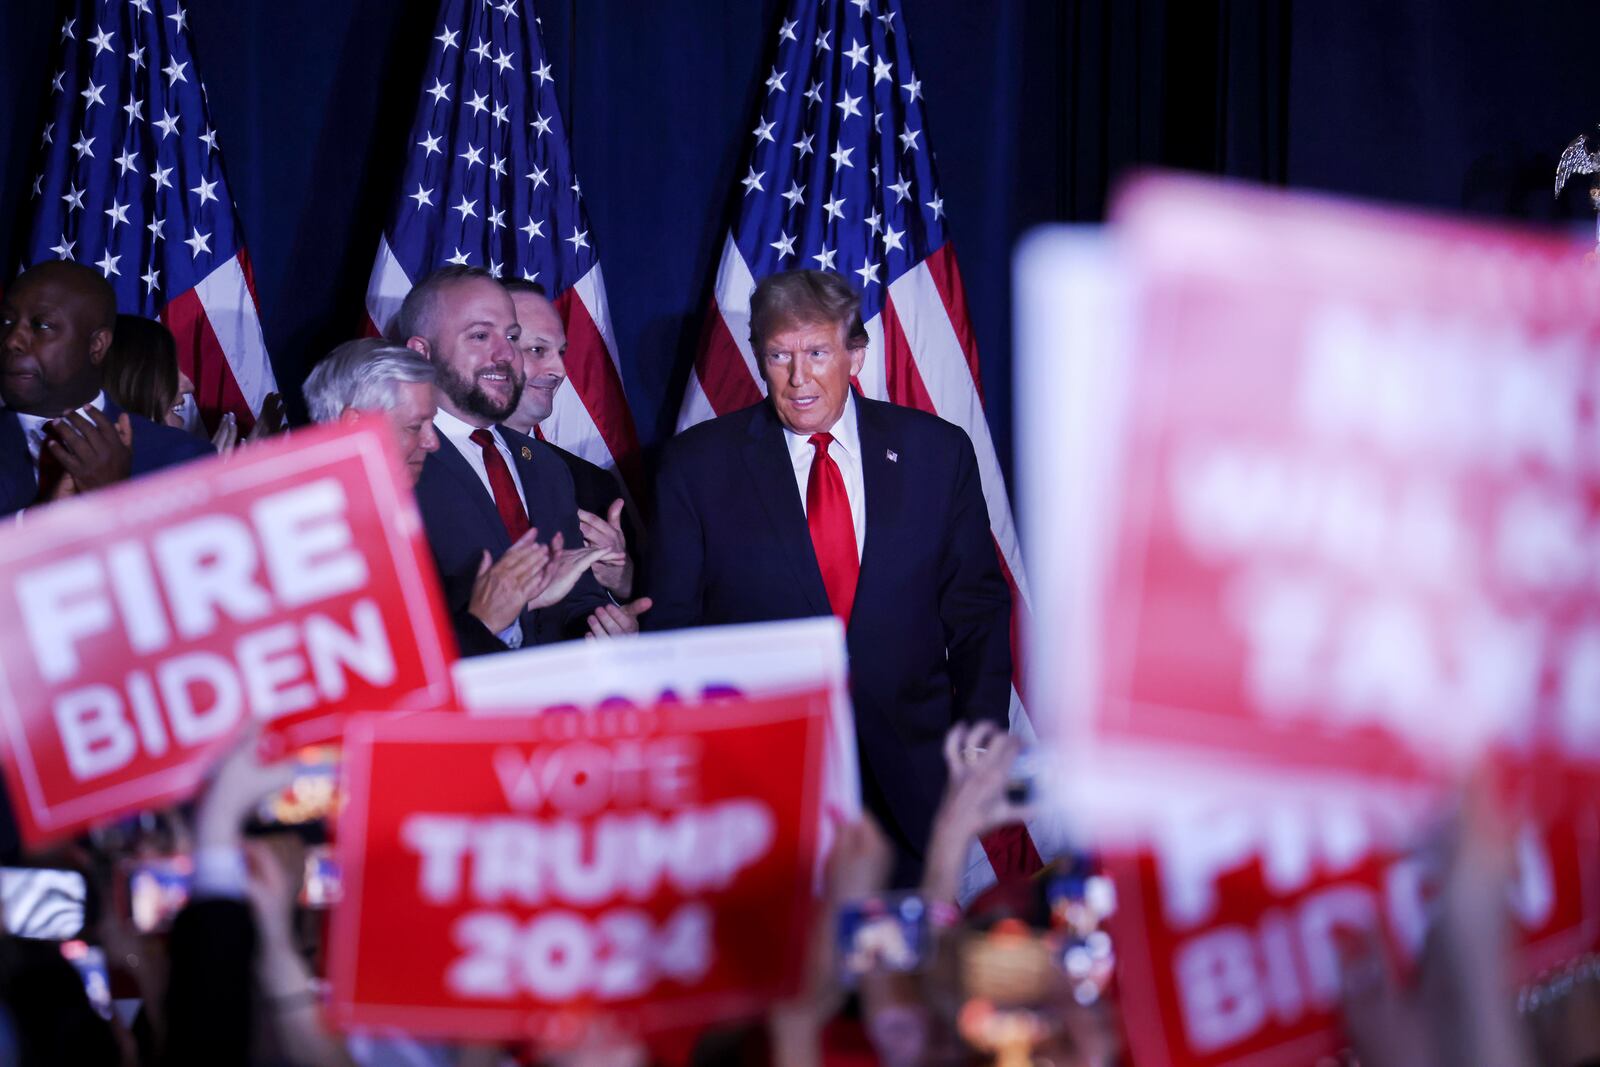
[1297,306,1589,476]
[445,904,713,1002]
[1161,814,1560,1055]
[49,599,394,781]
[401,799,774,907]
[11,479,394,782]
[17,478,369,683]
[490,737,701,815]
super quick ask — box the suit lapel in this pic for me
[854,398,903,617]
[0,411,36,509]
[434,432,511,552]
[742,405,832,617]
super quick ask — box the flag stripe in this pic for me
[193,251,273,413]
[553,283,644,496]
[690,299,764,417]
[879,293,936,412]
[163,284,250,429]
[921,242,985,400]
[889,259,1031,610]
[364,234,413,338]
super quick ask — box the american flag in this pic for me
[678,0,1051,894]
[21,0,277,431]
[363,0,642,496]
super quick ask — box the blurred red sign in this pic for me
[1106,793,1600,1067]
[327,690,829,1042]
[1017,177,1600,1067]
[1021,175,1600,832]
[0,421,456,846]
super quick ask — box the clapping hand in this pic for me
[467,528,554,633]
[576,498,633,597]
[47,408,133,492]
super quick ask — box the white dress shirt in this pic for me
[431,407,529,513]
[14,391,107,467]
[783,391,866,560]
[431,407,528,649]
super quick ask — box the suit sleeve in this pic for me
[643,447,705,631]
[938,434,1013,726]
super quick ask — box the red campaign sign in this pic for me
[0,421,457,847]
[327,690,830,1043]
[1021,175,1600,832]
[1106,794,1600,1067]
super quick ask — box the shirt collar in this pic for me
[782,390,860,459]
[14,391,107,439]
[431,404,495,448]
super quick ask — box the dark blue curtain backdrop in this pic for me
[3,0,1598,489]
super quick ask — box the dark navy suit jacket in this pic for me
[0,397,212,518]
[415,424,610,655]
[646,397,1012,875]
[547,441,642,572]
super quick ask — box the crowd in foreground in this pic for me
[1,260,1599,1065]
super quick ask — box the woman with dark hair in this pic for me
[102,314,191,428]
[103,316,288,451]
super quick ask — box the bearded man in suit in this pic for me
[397,266,641,654]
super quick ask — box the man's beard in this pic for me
[436,358,525,422]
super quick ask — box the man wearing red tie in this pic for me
[647,270,1012,884]
[397,266,639,654]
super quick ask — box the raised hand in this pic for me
[247,393,287,441]
[211,411,239,454]
[577,498,633,597]
[920,721,1031,903]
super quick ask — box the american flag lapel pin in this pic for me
[886,449,898,463]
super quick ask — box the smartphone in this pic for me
[0,868,86,940]
[60,940,112,1020]
[837,893,929,979]
[126,856,193,935]
[251,747,340,833]
[299,845,342,909]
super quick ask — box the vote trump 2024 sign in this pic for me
[328,690,828,1042]
[0,421,456,846]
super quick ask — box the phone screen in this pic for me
[837,894,929,979]
[0,868,86,940]
[255,747,341,830]
[299,846,342,909]
[61,941,112,1020]
[127,856,192,935]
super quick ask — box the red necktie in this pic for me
[469,428,531,541]
[533,425,546,442]
[34,422,65,503]
[806,432,859,626]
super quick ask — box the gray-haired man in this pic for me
[301,338,440,486]
[303,336,579,650]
